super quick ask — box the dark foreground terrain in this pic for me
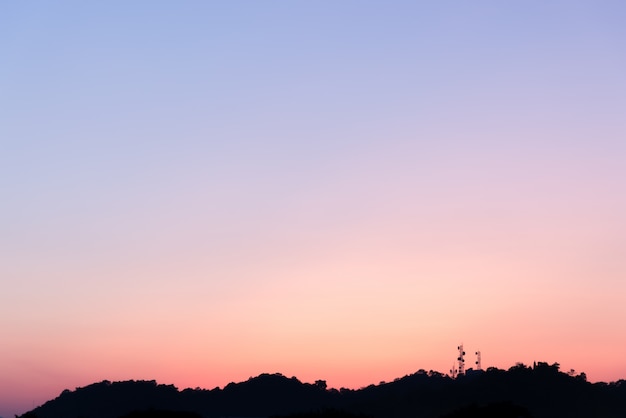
[19,362,626,418]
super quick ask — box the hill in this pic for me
[19,362,626,418]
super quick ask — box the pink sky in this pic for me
[1,2,626,417]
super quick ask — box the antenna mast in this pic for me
[449,363,457,379]
[475,350,482,371]
[457,344,466,376]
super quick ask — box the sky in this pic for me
[1,1,626,416]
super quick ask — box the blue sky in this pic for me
[1,2,626,417]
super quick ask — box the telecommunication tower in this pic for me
[457,344,466,376]
[475,350,482,371]
[449,363,458,379]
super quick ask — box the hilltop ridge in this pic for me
[20,362,626,418]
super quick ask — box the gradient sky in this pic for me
[1,1,626,416]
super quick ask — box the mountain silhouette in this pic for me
[19,363,626,418]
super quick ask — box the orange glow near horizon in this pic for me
[2,2,626,417]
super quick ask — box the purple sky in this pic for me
[1,2,625,417]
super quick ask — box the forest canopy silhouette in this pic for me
[19,362,626,418]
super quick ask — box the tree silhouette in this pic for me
[19,364,626,418]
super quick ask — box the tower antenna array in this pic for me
[449,363,458,379]
[475,350,482,371]
[457,344,466,376]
